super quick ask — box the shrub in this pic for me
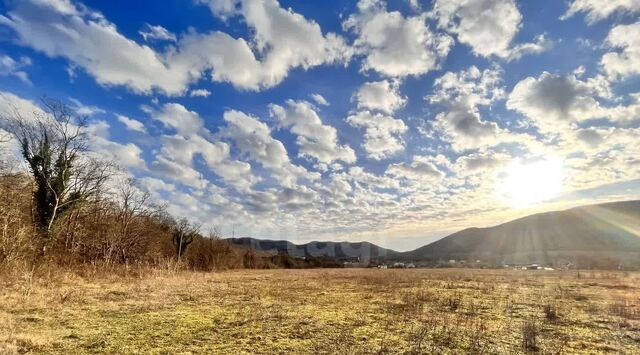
[543,303,559,321]
[521,319,539,352]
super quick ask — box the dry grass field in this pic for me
[1,267,639,354]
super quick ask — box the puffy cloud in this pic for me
[386,155,445,180]
[601,22,640,80]
[354,80,407,114]
[150,156,208,189]
[0,0,350,95]
[0,91,46,120]
[0,0,193,95]
[194,0,352,90]
[505,34,552,62]
[69,98,105,116]
[429,65,505,107]
[139,176,176,193]
[116,114,147,133]
[139,24,176,42]
[506,72,608,132]
[310,93,329,106]
[189,89,211,98]
[145,103,259,190]
[152,131,259,191]
[561,0,640,24]
[432,105,502,151]
[99,140,147,169]
[86,120,148,169]
[454,150,511,173]
[0,54,31,83]
[269,100,356,164]
[428,66,519,151]
[576,127,610,147]
[221,109,318,187]
[346,110,407,160]
[344,0,452,77]
[433,0,547,60]
[146,103,204,136]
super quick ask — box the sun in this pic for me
[495,157,565,208]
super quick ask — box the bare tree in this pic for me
[172,218,200,261]
[110,177,155,262]
[2,98,112,252]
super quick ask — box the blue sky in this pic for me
[0,0,639,250]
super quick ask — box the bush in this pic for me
[521,319,539,352]
[543,303,559,321]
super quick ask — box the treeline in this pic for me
[0,98,326,272]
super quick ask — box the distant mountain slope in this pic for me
[401,200,640,267]
[227,237,398,260]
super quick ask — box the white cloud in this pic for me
[270,100,356,165]
[0,0,195,95]
[386,155,445,181]
[0,54,31,83]
[455,150,510,173]
[344,0,452,77]
[139,176,176,193]
[116,114,147,133]
[427,66,522,151]
[151,156,208,189]
[100,140,147,169]
[505,34,552,62]
[0,91,45,121]
[193,0,352,90]
[429,65,505,107]
[355,80,407,114]
[310,93,329,106]
[506,72,608,133]
[270,100,356,164]
[153,131,259,191]
[433,0,547,60]
[432,105,503,151]
[221,109,319,187]
[139,23,176,42]
[147,103,204,136]
[601,22,640,80]
[69,98,105,116]
[561,0,640,24]
[189,89,211,98]
[86,120,148,169]
[346,110,407,160]
[145,103,260,190]
[0,0,350,95]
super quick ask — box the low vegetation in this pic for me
[2,99,640,354]
[1,268,638,354]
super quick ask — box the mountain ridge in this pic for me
[228,200,640,268]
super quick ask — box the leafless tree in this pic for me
[109,177,156,262]
[172,218,200,261]
[2,98,113,253]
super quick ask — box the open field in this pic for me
[1,268,639,354]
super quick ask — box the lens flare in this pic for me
[495,157,565,208]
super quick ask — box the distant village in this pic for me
[340,258,559,270]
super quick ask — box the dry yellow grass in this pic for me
[1,268,639,354]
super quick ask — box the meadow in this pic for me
[1,267,639,354]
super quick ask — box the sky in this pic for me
[0,0,639,251]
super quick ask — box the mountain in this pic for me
[227,237,398,261]
[228,201,640,269]
[401,200,640,268]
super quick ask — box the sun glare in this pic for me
[495,157,565,208]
